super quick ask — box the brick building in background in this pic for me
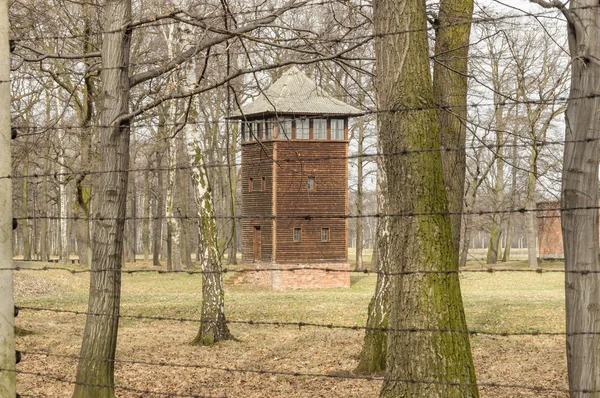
[537,201,563,260]
[229,67,361,289]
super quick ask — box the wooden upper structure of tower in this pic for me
[231,66,361,267]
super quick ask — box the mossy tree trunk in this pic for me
[374,0,478,395]
[358,0,475,377]
[355,130,390,373]
[432,0,474,258]
[355,159,389,373]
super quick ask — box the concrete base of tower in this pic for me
[232,262,351,289]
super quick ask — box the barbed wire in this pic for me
[7,87,584,131]
[0,134,577,180]
[5,202,582,222]
[14,349,591,394]
[13,304,592,337]
[3,264,579,276]
[9,366,592,394]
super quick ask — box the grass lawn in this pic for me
[13,258,568,397]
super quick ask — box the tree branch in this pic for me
[119,39,369,124]
[129,0,306,88]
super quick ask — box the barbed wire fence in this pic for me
[3,0,591,396]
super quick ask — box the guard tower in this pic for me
[230,66,361,289]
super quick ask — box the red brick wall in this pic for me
[234,262,351,289]
[537,201,563,258]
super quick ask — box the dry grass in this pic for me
[14,259,568,397]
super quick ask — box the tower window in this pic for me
[278,119,292,139]
[248,178,254,192]
[257,121,264,140]
[321,228,330,242]
[245,122,254,141]
[314,119,327,140]
[296,118,309,139]
[331,119,344,140]
[293,228,302,242]
[264,121,273,139]
[261,177,266,191]
[307,176,315,191]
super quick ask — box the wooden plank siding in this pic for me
[241,123,349,264]
[241,142,274,263]
[274,141,348,263]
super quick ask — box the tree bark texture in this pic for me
[525,149,538,268]
[355,115,365,270]
[40,157,49,261]
[21,161,31,260]
[374,0,478,395]
[502,136,518,262]
[0,1,16,393]
[561,0,600,394]
[432,0,473,258]
[186,124,232,346]
[73,9,95,267]
[165,134,182,271]
[143,168,150,261]
[356,157,389,373]
[152,140,165,266]
[58,141,69,263]
[486,110,504,265]
[72,1,131,396]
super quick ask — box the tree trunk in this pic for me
[0,2,16,393]
[165,135,181,271]
[143,169,150,261]
[374,0,478,395]
[185,116,232,345]
[130,171,137,262]
[561,2,600,393]
[355,161,388,373]
[177,130,193,270]
[370,219,378,272]
[355,115,365,270]
[152,141,165,266]
[459,224,472,268]
[487,223,502,264]
[40,157,49,262]
[432,0,473,258]
[502,135,518,262]
[58,142,69,263]
[72,1,131,396]
[73,7,94,267]
[227,126,238,265]
[21,162,31,260]
[525,153,538,268]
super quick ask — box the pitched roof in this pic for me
[230,66,362,119]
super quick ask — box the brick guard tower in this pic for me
[230,67,361,289]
